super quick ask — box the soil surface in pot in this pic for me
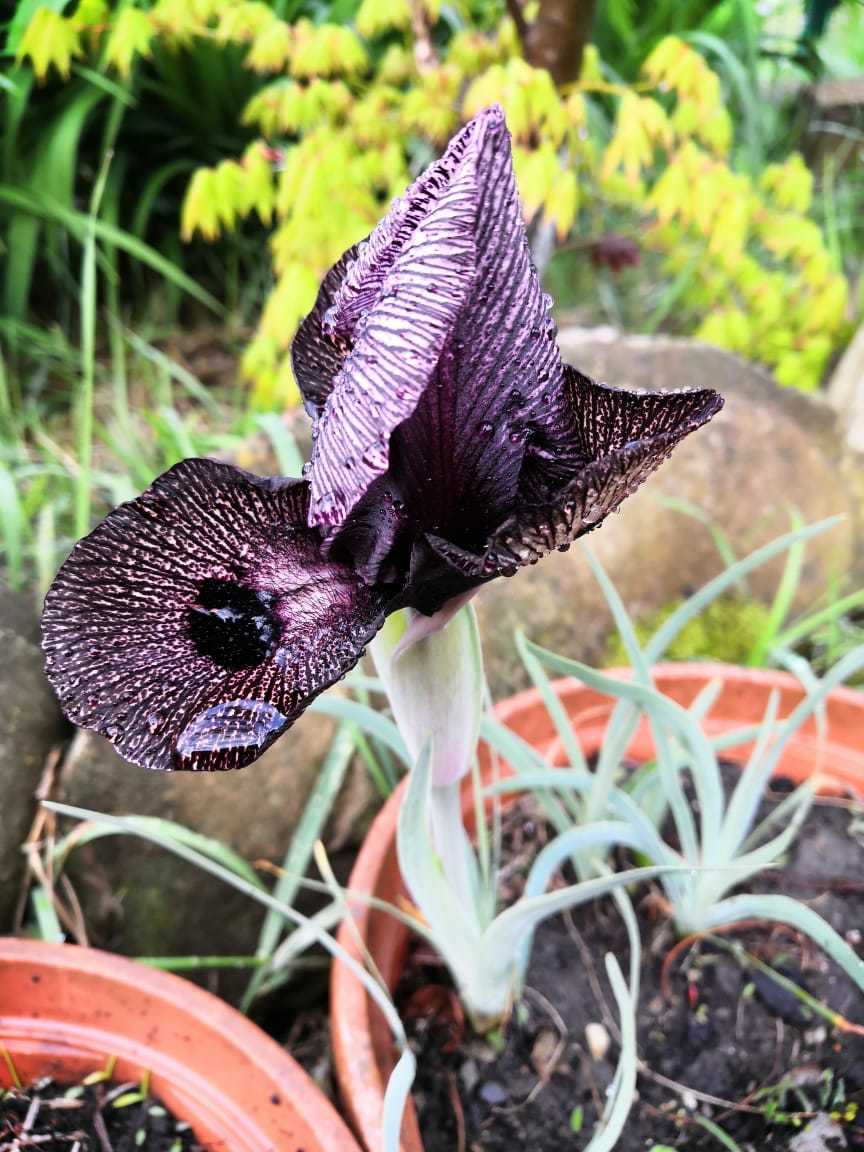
[398,771,864,1151]
[0,1078,205,1150]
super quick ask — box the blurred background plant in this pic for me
[1,0,862,636]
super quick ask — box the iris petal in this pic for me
[302,105,586,581]
[305,116,480,531]
[387,120,571,540]
[292,243,359,420]
[425,373,724,580]
[41,460,388,771]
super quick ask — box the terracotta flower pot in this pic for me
[0,938,360,1152]
[330,662,864,1152]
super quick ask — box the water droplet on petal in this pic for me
[176,699,287,760]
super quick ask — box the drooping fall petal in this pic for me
[42,460,388,771]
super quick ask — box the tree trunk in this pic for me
[522,0,596,87]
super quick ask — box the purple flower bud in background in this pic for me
[42,106,722,773]
[589,233,641,275]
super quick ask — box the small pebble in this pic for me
[803,1025,827,1047]
[585,1022,610,1062]
[460,1060,479,1092]
[530,1028,560,1078]
[478,1080,508,1106]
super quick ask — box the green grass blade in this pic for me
[136,955,272,971]
[0,341,12,430]
[657,495,739,573]
[747,511,805,665]
[31,886,64,943]
[774,587,864,650]
[705,893,864,992]
[719,689,780,856]
[383,1049,418,1152]
[694,1116,744,1152]
[131,159,194,241]
[255,413,305,477]
[0,463,24,590]
[75,151,111,538]
[645,519,842,664]
[34,501,57,602]
[479,713,573,834]
[486,865,668,957]
[53,814,264,891]
[524,822,653,899]
[241,722,356,1010]
[0,185,223,313]
[125,330,219,412]
[310,696,409,765]
[684,30,763,169]
[516,628,587,773]
[584,955,638,1152]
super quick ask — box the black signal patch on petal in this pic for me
[42,459,389,773]
[188,578,277,670]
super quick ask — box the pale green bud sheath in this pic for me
[370,604,485,919]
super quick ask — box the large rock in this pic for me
[59,709,376,960]
[805,76,864,173]
[828,321,864,454]
[476,329,864,697]
[0,590,67,929]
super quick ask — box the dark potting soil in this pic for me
[0,1078,205,1151]
[398,772,864,1151]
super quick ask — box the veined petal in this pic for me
[426,375,723,580]
[42,460,388,772]
[306,115,482,531]
[301,104,578,577]
[292,243,359,420]
[563,367,722,462]
[387,124,570,542]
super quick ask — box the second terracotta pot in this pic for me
[1,938,360,1152]
[331,662,864,1152]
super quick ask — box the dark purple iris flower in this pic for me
[42,106,722,773]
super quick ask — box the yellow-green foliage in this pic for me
[19,4,852,406]
[604,595,773,668]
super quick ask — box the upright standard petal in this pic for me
[42,460,388,772]
[302,113,481,531]
[293,243,359,420]
[298,104,582,573]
